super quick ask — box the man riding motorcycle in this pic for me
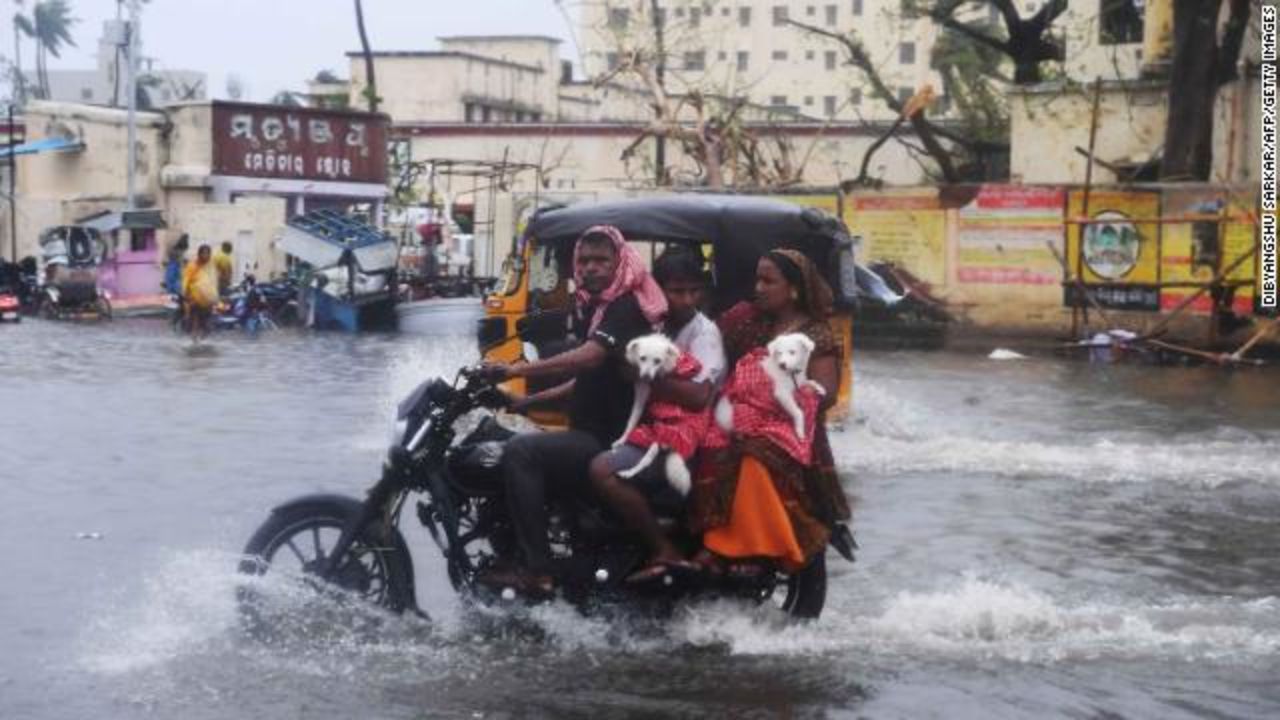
[476,225,667,597]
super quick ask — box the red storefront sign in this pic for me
[211,102,388,184]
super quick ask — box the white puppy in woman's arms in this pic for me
[715,332,825,441]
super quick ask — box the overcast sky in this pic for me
[5,0,582,101]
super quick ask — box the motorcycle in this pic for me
[238,366,853,624]
[212,276,280,336]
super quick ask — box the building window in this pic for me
[721,6,730,16]
[900,42,916,65]
[607,7,630,30]
[773,5,789,26]
[804,96,814,106]
[825,50,838,70]
[806,5,816,16]
[737,51,750,72]
[691,7,701,27]
[482,106,492,123]
[805,50,815,60]
[852,0,863,16]
[606,52,620,71]
[684,51,706,71]
[825,4,837,25]
[80,88,93,101]
[739,6,752,26]
[824,96,837,116]
[770,95,788,106]
[718,50,728,61]
[655,7,667,26]
[898,87,914,104]
[772,50,789,61]
[1100,0,1144,45]
[850,87,862,105]
[465,103,476,122]
[674,7,684,17]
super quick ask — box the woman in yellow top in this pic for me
[182,244,219,340]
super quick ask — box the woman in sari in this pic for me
[690,249,851,573]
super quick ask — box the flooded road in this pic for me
[1,319,1278,719]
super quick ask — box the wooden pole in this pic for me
[1073,79,1104,338]
[1228,317,1280,362]
[1047,240,1116,329]
[1139,240,1259,340]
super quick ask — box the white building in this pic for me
[36,20,206,109]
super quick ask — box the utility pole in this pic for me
[8,104,16,262]
[125,0,140,210]
[649,0,665,185]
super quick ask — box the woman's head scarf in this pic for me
[574,225,668,332]
[766,248,834,320]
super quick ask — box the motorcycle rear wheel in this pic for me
[238,500,416,630]
[774,553,826,619]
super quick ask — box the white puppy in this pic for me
[715,332,826,441]
[613,333,693,496]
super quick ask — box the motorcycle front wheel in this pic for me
[238,498,417,630]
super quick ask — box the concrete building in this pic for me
[1008,0,1257,185]
[5,100,389,298]
[35,20,207,109]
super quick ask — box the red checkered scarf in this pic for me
[703,346,821,465]
[574,225,668,333]
[625,352,712,459]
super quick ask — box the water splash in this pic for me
[838,381,1280,488]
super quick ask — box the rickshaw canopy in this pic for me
[523,195,859,312]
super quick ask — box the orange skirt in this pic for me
[702,455,806,571]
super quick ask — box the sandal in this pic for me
[690,549,727,578]
[476,567,555,600]
[625,558,701,584]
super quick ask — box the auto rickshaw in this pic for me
[478,194,861,425]
[37,225,113,321]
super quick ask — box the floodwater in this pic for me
[1,319,1278,719]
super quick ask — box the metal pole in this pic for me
[650,0,665,186]
[8,104,16,262]
[125,0,139,210]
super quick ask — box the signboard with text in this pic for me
[211,102,388,184]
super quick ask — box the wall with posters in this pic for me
[845,190,948,287]
[834,183,1260,339]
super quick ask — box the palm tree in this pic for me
[21,0,77,100]
[13,1,33,102]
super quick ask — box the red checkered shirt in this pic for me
[625,352,713,459]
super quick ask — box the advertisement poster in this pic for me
[957,185,1064,285]
[846,191,947,287]
[1064,189,1161,311]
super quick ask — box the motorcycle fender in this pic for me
[269,493,364,518]
[267,492,418,605]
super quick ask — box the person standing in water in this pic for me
[182,244,220,341]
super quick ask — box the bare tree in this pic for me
[903,0,1068,84]
[591,4,812,189]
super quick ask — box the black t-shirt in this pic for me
[568,293,653,446]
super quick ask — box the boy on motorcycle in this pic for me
[477,225,667,597]
[587,247,726,583]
